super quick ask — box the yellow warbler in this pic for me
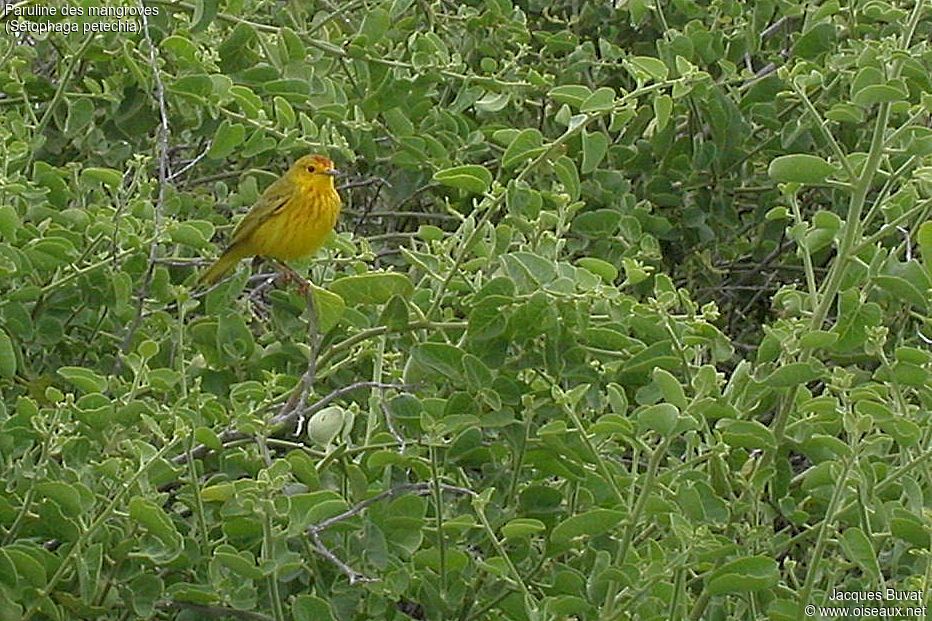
[197,154,342,286]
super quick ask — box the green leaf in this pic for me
[219,23,260,73]
[170,74,214,98]
[825,103,864,123]
[652,368,687,410]
[550,509,624,544]
[768,154,836,184]
[839,527,881,582]
[0,329,17,379]
[217,312,255,358]
[627,56,669,81]
[718,419,777,450]
[128,497,181,545]
[502,128,545,169]
[208,121,246,160]
[579,87,616,113]
[853,82,909,107]
[329,272,414,305]
[549,84,592,108]
[653,94,673,130]
[798,330,839,349]
[80,167,122,190]
[34,482,83,515]
[792,23,836,59]
[65,98,95,136]
[274,96,296,127]
[0,204,21,240]
[581,130,609,173]
[501,518,546,539]
[378,295,409,331]
[576,257,618,282]
[407,343,465,382]
[874,260,931,311]
[213,546,263,579]
[57,366,108,393]
[360,7,390,44]
[311,285,345,333]
[553,156,580,199]
[706,556,779,595]
[169,222,213,249]
[475,91,511,112]
[191,0,218,31]
[433,165,493,194]
[637,403,679,436]
[918,221,932,274]
[129,573,163,618]
[761,361,823,387]
[890,509,930,548]
[572,209,622,237]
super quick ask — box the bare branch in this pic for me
[273,381,411,431]
[308,530,375,585]
[174,381,409,465]
[277,275,321,431]
[168,139,212,181]
[760,16,788,40]
[338,176,393,192]
[161,601,275,621]
[306,483,477,584]
[113,6,172,373]
[308,483,476,535]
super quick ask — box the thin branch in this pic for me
[380,401,406,450]
[791,80,857,180]
[338,176,393,192]
[311,483,476,534]
[174,381,408,464]
[308,530,374,585]
[113,7,172,373]
[168,140,212,181]
[277,276,321,433]
[306,483,476,584]
[760,16,789,39]
[275,381,410,430]
[161,601,275,621]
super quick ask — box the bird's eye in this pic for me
[306,166,316,173]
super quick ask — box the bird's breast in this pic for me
[255,189,340,261]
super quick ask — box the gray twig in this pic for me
[168,139,212,181]
[113,6,172,373]
[381,401,406,451]
[274,381,410,431]
[174,381,409,464]
[277,276,321,429]
[160,601,275,621]
[306,483,476,584]
[760,16,788,40]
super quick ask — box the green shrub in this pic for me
[0,1,929,620]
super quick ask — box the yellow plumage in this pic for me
[198,154,342,286]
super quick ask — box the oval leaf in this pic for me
[433,165,492,194]
[768,154,836,184]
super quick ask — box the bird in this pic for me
[197,154,342,286]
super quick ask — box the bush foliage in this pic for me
[0,1,930,620]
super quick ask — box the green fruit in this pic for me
[307,406,346,448]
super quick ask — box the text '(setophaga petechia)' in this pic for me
[197,154,342,286]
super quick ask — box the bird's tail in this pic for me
[197,247,246,286]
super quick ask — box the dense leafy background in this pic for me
[0,1,930,620]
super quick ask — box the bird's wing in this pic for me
[226,177,294,248]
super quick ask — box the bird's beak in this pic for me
[326,169,341,177]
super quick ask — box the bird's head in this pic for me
[289,154,340,190]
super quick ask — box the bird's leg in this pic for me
[271,261,312,296]
[271,260,320,436]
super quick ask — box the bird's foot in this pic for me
[273,262,312,296]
